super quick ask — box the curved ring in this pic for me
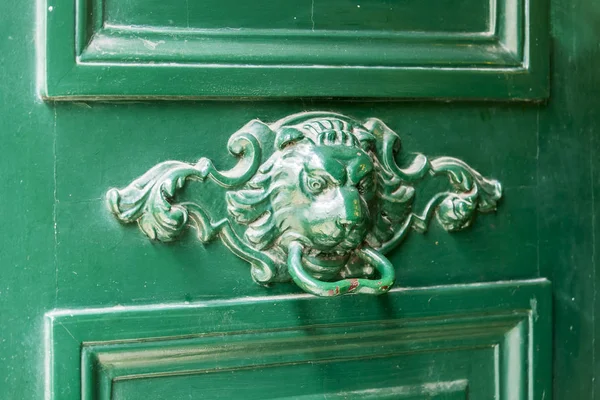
[287,241,395,296]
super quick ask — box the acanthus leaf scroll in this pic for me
[107,112,502,297]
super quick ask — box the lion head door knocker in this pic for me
[107,112,502,297]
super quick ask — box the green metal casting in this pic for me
[107,112,502,296]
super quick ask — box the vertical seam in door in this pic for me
[185,0,190,28]
[591,114,597,399]
[52,106,58,307]
[310,0,315,31]
[535,108,540,277]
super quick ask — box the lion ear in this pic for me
[275,127,304,149]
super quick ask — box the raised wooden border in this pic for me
[44,279,551,399]
[39,0,548,100]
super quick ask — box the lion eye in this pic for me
[305,175,327,194]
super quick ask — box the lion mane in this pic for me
[225,117,414,258]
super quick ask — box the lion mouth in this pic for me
[306,248,351,258]
[305,224,367,259]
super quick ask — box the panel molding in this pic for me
[39,0,549,99]
[44,279,551,400]
[284,381,469,400]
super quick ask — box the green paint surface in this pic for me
[0,0,598,398]
[104,0,491,32]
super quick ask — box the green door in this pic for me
[0,0,598,398]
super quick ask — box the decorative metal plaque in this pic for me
[107,112,502,296]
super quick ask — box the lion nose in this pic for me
[337,187,363,227]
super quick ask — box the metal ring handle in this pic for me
[287,241,395,297]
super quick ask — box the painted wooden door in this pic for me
[0,0,598,398]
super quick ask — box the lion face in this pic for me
[226,135,377,266]
[269,142,375,255]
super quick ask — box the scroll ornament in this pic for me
[107,112,502,297]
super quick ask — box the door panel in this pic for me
[41,0,548,98]
[53,103,539,306]
[46,280,550,400]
